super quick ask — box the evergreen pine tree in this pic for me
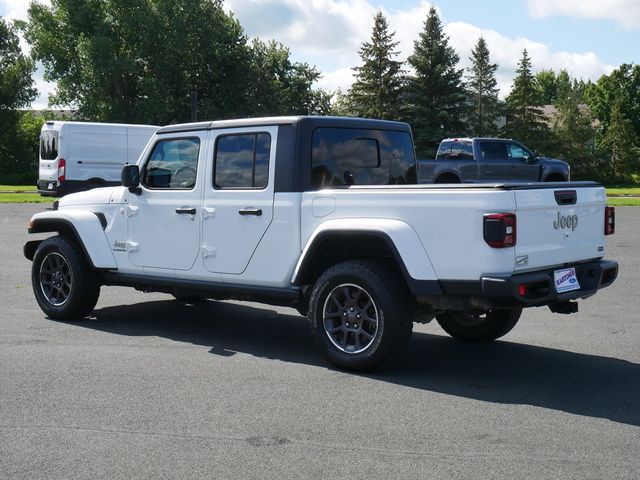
[405,7,468,157]
[467,36,500,136]
[504,49,547,149]
[349,12,404,120]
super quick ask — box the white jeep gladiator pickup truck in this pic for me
[24,116,619,371]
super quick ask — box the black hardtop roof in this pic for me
[156,116,411,135]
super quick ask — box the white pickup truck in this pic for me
[24,116,618,371]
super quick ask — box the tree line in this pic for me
[1,2,639,184]
[336,8,639,182]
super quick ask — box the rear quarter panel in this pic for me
[301,187,517,281]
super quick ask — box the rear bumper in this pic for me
[440,259,618,308]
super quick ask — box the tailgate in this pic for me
[513,186,606,272]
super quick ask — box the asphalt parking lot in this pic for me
[1,203,638,479]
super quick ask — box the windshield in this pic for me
[40,130,59,160]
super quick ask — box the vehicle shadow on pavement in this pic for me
[83,299,640,427]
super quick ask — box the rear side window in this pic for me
[40,130,58,160]
[142,137,200,189]
[311,128,416,187]
[506,142,530,160]
[214,133,271,189]
[480,141,508,160]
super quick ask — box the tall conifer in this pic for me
[467,37,500,136]
[406,7,468,157]
[349,12,404,120]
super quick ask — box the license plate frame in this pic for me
[554,267,580,293]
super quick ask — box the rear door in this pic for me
[478,140,510,182]
[201,126,276,275]
[513,186,606,272]
[38,127,60,188]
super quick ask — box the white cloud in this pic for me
[445,22,615,98]
[526,0,640,30]
[2,0,621,107]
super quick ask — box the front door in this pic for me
[201,126,276,275]
[127,133,205,270]
[504,141,540,181]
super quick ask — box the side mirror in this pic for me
[526,154,537,164]
[121,164,141,194]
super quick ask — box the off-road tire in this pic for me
[308,260,413,371]
[436,308,522,342]
[31,235,100,320]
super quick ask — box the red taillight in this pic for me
[518,284,527,296]
[57,158,66,183]
[483,213,517,248]
[605,206,615,235]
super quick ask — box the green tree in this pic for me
[535,69,557,104]
[585,63,640,139]
[348,11,404,120]
[25,0,329,124]
[598,103,639,180]
[247,39,331,116]
[466,36,500,136]
[0,18,37,184]
[25,0,253,123]
[504,49,548,149]
[405,6,468,157]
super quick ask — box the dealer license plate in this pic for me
[47,182,54,190]
[554,267,580,293]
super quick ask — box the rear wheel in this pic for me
[436,308,522,342]
[308,261,412,371]
[31,236,100,320]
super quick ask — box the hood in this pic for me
[58,186,127,207]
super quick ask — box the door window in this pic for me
[213,133,271,189]
[506,142,531,161]
[142,137,200,189]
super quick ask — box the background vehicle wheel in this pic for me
[436,308,522,342]
[308,261,413,371]
[31,236,100,320]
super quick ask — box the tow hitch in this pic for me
[549,300,579,314]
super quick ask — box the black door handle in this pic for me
[175,207,196,215]
[238,208,262,216]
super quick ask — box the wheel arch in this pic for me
[292,220,441,296]
[433,171,461,183]
[27,210,117,269]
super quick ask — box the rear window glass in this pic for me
[436,141,452,160]
[450,141,473,160]
[311,128,416,187]
[40,130,58,160]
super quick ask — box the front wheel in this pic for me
[31,236,100,320]
[436,308,522,342]
[308,261,412,371]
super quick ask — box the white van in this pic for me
[38,121,158,196]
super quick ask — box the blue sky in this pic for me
[2,0,639,108]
